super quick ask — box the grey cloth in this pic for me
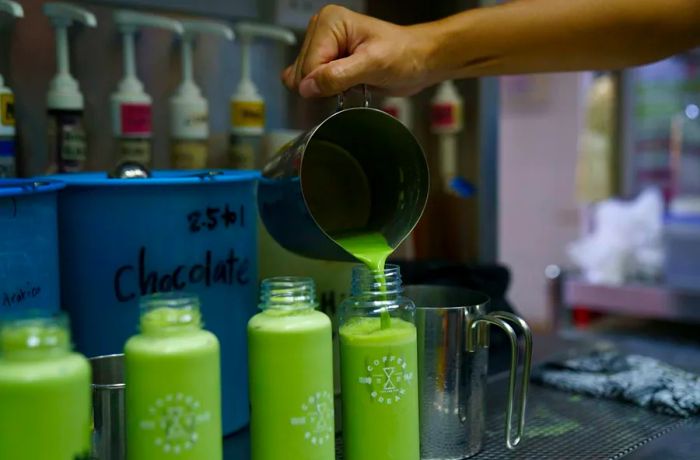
[532,351,700,417]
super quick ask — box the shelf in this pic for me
[564,278,700,323]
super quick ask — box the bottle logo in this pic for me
[139,393,212,455]
[358,354,414,405]
[289,390,334,447]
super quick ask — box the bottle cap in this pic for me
[44,2,97,110]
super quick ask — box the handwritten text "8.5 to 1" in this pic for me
[187,204,245,233]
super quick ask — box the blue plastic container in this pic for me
[0,180,63,314]
[49,170,258,435]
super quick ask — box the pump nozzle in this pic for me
[233,22,296,93]
[170,19,234,142]
[113,10,182,97]
[178,20,233,95]
[43,2,96,110]
[0,0,23,18]
[234,22,296,45]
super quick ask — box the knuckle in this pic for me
[318,4,346,20]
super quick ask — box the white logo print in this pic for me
[139,393,212,454]
[358,355,413,405]
[289,391,334,447]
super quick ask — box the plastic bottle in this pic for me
[0,0,23,178]
[0,311,91,459]
[170,20,233,170]
[44,2,96,174]
[230,22,295,169]
[125,292,222,460]
[112,10,182,169]
[248,277,335,460]
[431,80,464,193]
[338,264,420,460]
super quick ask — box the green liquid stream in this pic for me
[334,232,393,329]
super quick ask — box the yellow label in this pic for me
[1,94,14,126]
[231,101,264,128]
[171,141,208,170]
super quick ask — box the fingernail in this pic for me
[299,78,321,98]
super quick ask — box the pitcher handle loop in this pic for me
[336,84,371,111]
[467,311,532,449]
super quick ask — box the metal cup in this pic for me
[406,285,532,460]
[90,354,126,460]
[258,87,429,261]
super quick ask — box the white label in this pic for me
[139,393,211,454]
[289,390,334,446]
[359,354,413,405]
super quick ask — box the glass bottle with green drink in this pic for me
[248,277,335,460]
[0,311,91,460]
[339,264,420,460]
[125,293,222,459]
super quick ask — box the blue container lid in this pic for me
[0,179,65,198]
[41,170,260,188]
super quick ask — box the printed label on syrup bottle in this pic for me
[231,101,264,130]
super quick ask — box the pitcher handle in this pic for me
[467,311,532,449]
[336,84,371,111]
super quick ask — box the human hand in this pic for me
[282,5,437,98]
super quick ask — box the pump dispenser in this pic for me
[170,20,234,170]
[230,22,295,169]
[0,0,23,177]
[112,10,182,169]
[430,80,471,196]
[43,2,96,173]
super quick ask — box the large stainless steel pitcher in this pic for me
[406,285,532,460]
[258,88,429,261]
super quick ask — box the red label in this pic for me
[431,103,456,127]
[382,106,400,118]
[120,104,152,135]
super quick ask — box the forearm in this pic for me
[421,0,700,80]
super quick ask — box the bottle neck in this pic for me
[0,313,70,361]
[259,277,317,312]
[351,264,402,300]
[139,293,202,336]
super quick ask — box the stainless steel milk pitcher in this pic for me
[406,285,532,460]
[90,354,126,460]
[258,87,429,261]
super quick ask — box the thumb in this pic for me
[299,52,374,98]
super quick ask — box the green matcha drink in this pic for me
[340,316,419,460]
[0,312,91,460]
[335,232,393,328]
[337,251,420,460]
[334,232,392,272]
[125,293,222,460]
[248,277,335,460]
